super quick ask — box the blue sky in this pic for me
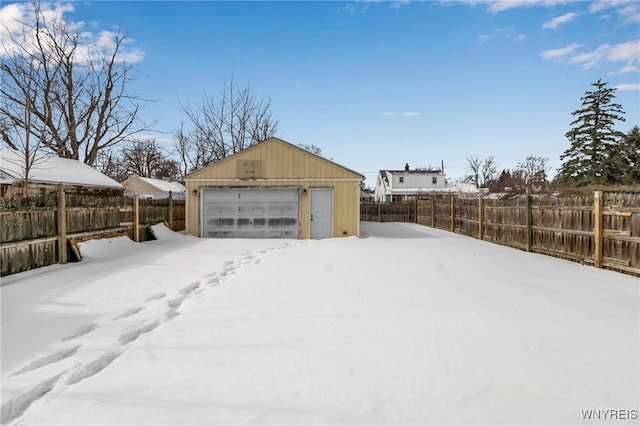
[2,1,639,185]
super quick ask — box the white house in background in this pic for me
[0,148,123,197]
[121,176,186,200]
[374,163,479,202]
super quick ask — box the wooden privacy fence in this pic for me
[1,190,185,276]
[361,191,640,277]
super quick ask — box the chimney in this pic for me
[404,163,409,171]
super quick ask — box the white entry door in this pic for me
[201,188,300,238]
[310,188,333,239]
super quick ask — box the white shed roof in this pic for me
[0,148,123,189]
[136,177,185,193]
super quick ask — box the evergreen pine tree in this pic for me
[559,79,626,186]
[622,126,640,184]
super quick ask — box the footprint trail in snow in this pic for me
[0,240,300,425]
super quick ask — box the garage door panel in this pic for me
[202,188,300,239]
[205,204,236,215]
[204,191,236,203]
[220,218,235,227]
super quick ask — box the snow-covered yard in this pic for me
[1,222,638,425]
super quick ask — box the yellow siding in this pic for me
[184,138,363,239]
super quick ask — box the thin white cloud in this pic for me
[485,0,570,13]
[542,12,578,29]
[380,112,396,116]
[544,40,640,71]
[391,0,410,10]
[569,44,611,69]
[478,27,526,43]
[338,0,408,13]
[337,4,358,14]
[618,4,640,24]
[608,40,640,62]
[541,43,582,59]
[589,0,630,13]
[615,83,640,91]
[590,0,639,24]
[610,63,639,74]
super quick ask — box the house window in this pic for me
[399,177,404,183]
[432,177,437,184]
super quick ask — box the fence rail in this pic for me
[1,190,185,276]
[361,191,640,277]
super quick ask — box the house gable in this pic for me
[374,166,448,202]
[122,177,161,193]
[184,138,363,181]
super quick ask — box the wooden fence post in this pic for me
[478,196,484,240]
[377,202,381,222]
[431,198,435,228]
[134,196,140,242]
[414,197,418,223]
[450,195,456,233]
[525,193,532,252]
[594,190,603,268]
[57,186,67,264]
[167,191,174,231]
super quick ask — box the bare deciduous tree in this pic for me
[465,155,481,188]
[480,155,498,188]
[96,138,181,182]
[94,148,128,183]
[176,79,278,173]
[0,40,47,195]
[515,155,550,191]
[465,155,498,188]
[121,138,179,180]
[120,138,163,178]
[0,1,154,166]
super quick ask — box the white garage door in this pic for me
[201,188,300,238]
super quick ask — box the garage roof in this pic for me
[184,137,364,180]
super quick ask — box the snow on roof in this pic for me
[383,169,444,175]
[447,182,481,193]
[387,183,480,194]
[0,169,16,185]
[137,177,185,193]
[0,148,123,189]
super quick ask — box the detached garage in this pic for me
[183,137,364,239]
